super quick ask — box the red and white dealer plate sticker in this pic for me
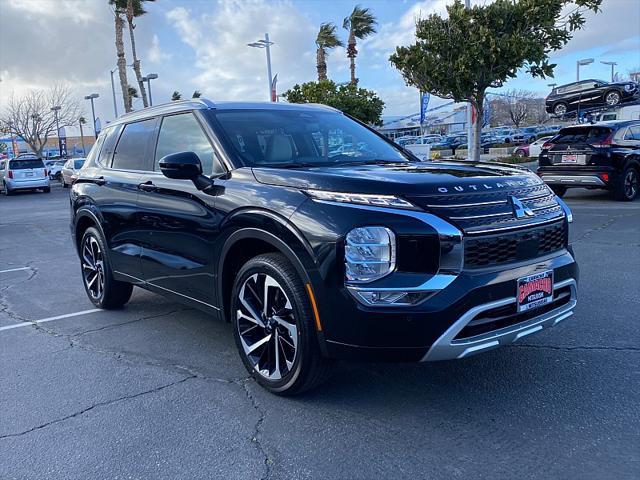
[517,271,554,313]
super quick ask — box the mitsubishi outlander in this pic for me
[70,99,578,394]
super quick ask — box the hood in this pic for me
[252,160,541,196]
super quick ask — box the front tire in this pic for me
[612,166,639,201]
[231,253,332,395]
[553,102,568,116]
[80,227,133,309]
[515,149,526,158]
[605,90,621,106]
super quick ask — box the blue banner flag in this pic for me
[420,92,430,125]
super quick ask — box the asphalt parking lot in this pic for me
[1,182,639,480]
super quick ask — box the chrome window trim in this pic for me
[422,278,577,361]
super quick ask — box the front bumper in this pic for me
[5,178,50,191]
[322,249,578,362]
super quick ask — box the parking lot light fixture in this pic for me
[50,106,62,156]
[143,73,158,106]
[84,93,99,138]
[247,33,274,102]
[547,83,557,89]
[600,61,617,82]
[576,58,594,81]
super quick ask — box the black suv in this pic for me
[71,99,578,394]
[545,79,640,116]
[538,120,640,201]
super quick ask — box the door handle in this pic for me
[94,176,106,186]
[137,181,157,192]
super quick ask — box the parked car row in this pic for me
[0,154,86,196]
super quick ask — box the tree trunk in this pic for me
[126,0,148,108]
[347,31,357,85]
[317,47,327,81]
[115,13,131,113]
[470,93,484,163]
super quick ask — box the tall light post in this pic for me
[547,83,557,89]
[79,117,86,155]
[576,58,594,81]
[247,33,274,102]
[109,68,119,118]
[142,73,158,106]
[84,93,99,138]
[50,105,62,157]
[600,61,617,82]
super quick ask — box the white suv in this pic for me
[0,156,50,196]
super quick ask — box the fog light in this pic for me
[348,289,431,306]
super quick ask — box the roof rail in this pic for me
[111,98,217,125]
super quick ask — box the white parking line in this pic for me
[0,267,31,274]
[0,309,101,332]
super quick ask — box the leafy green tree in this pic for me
[343,5,377,85]
[316,23,343,82]
[171,91,182,101]
[283,80,384,126]
[390,0,601,161]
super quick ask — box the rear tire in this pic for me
[550,185,567,198]
[43,187,51,193]
[80,227,133,309]
[62,180,68,188]
[612,166,639,201]
[231,253,333,395]
[515,149,526,158]
[3,182,11,196]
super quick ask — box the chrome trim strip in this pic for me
[346,273,458,294]
[114,270,220,310]
[421,278,577,361]
[466,216,565,235]
[541,175,606,186]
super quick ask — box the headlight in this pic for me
[305,189,417,210]
[624,83,636,92]
[345,226,396,283]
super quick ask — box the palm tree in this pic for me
[316,23,343,82]
[127,85,139,111]
[192,90,202,98]
[109,0,130,112]
[343,5,377,85]
[171,91,182,101]
[125,0,155,108]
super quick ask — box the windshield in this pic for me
[554,126,613,144]
[212,109,410,167]
[9,159,45,169]
[74,159,85,169]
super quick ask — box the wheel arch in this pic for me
[217,209,319,324]
[73,207,106,255]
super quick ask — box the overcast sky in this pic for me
[1,0,639,133]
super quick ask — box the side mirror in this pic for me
[158,151,202,180]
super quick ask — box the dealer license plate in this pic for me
[561,154,577,163]
[517,271,554,313]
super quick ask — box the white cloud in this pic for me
[148,34,172,63]
[165,0,317,100]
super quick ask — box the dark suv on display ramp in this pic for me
[70,99,578,394]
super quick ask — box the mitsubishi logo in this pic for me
[509,196,535,219]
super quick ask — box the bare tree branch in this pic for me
[0,84,81,157]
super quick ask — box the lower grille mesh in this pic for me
[464,222,566,268]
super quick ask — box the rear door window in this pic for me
[112,119,156,171]
[9,159,45,169]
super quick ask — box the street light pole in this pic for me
[50,106,61,157]
[143,73,158,106]
[600,61,617,82]
[248,34,275,102]
[109,68,119,118]
[84,93,99,138]
[576,58,594,81]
